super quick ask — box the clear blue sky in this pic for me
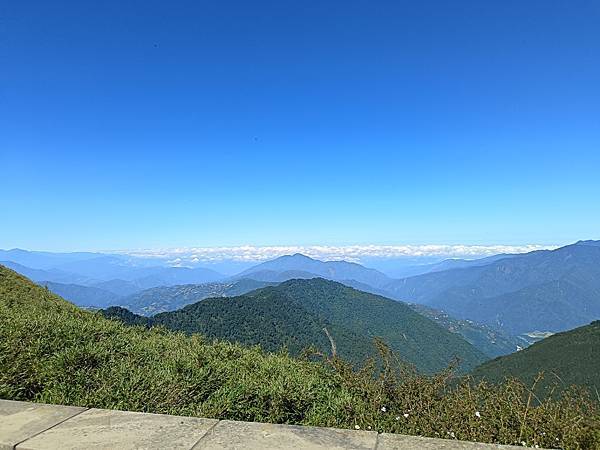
[1,0,599,251]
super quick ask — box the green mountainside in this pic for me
[327,279,524,358]
[1,264,598,448]
[104,278,488,373]
[471,321,600,396]
[408,303,524,357]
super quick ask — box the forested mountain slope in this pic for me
[408,303,524,357]
[471,320,600,396]
[104,278,488,373]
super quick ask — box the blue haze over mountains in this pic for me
[2,240,600,356]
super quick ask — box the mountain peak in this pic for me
[575,240,600,247]
[285,253,315,260]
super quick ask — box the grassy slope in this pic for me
[0,265,347,423]
[1,265,599,448]
[471,321,600,397]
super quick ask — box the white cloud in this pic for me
[117,243,556,265]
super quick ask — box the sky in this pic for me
[1,0,599,252]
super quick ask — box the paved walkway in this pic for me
[0,399,525,449]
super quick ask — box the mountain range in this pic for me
[41,281,120,308]
[0,252,226,297]
[234,253,393,287]
[3,241,600,354]
[2,240,600,391]
[383,240,600,335]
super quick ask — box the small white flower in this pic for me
[475,411,481,418]
[535,445,539,449]
[521,441,526,446]
[403,413,409,418]
[450,432,455,438]
[395,416,400,420]
[380,406,387,412]
[367,426,372,430]
[354,425,360,430]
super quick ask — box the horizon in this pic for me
[1,242,561,261]
[0,241,573,276]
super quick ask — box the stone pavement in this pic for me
[0,399,527,449]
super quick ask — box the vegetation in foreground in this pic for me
[1,266,599,449]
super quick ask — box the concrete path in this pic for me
[0,399,526,449]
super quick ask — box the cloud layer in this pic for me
[119,244,556,265]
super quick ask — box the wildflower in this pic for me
[380,406,387,412]
[354,425,360,430]
[403,413,409,418]
[521,441,526,446]
[367,426,372,430]
[450,432,455,438]
[395,416,400,421]
[475,411,481,418]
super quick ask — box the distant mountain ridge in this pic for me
[6,242,600,345]
[0,250,226,296]
[576,240,600,247]
[236,253,392,287]
[0,248,106,269]
[419,253,519,274]
[0,261,97,285]
[383,241,600,335]
[41,281,120,308]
